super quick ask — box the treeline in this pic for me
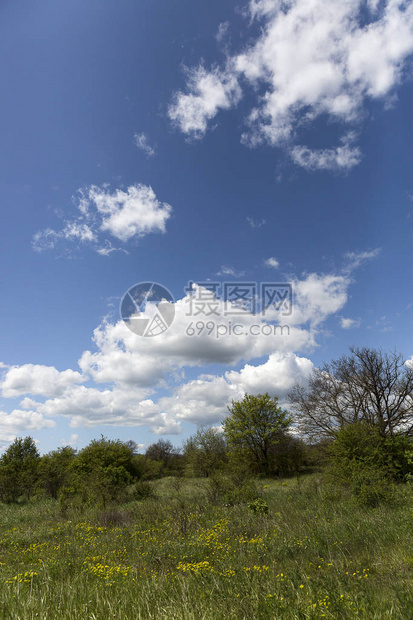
[0,404,307,508]
[1,347,412,509]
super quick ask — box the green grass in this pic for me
[0,475,412,619]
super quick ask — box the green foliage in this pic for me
[223,393,292,475]
[348,463,396,508]
[327,423,412,506]
[248,497,269,514]
[145,439,183,477]
[68,436,139,507]
[38,446,76,499]
[130,480,155,501]
[0,437,40,503]
[206,468,262,506]
[327,422,413,483]
[184,426,227,477]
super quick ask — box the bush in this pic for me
[325,423,408,507]
[327,422,413,485]
[206,470,262,506]
[248,498,269,514]
[131,480,155,501]
[349,464,396,507]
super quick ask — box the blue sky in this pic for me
[1,0,413,453]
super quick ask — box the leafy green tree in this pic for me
[38,446,76,499]
[0,437,40,503]
[184,427,227,477]
[69,437,139,507]
[223,393,291,475]
[327,422,413,484]
[145,439,182,476]
[145,439,176,464]
[270,435,307,477]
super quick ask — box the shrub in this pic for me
[327,422,413,484]
[131,480,155,501]
[248,498,269,514]
[349,463,396,507]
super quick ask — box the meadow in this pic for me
[0,474,412,619]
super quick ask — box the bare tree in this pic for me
[289,347,413,439]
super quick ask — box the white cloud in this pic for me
[159,376,241,426]
[247,217,266,228]
[289,273,349,327]
[264,257,279,269]
[290,141,361,172]
[77,280,326,388]
[170,0,413,169]
[216,265,245,277]
[155,352,313,425]
[168,65,242,139]
[10,353,314,430]
[33,184,172,254]
[0,271,354,431]
[340,317,362,329]
[216,21,230,43]
[91,184,171,242]
[60,434,79,447]
[226,351,313,402]
[33,385,181,434]
[1,364,84,398]
[133,133,156,157]
[0,410,55,442]
[343,248,381,272]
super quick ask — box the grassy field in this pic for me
[0,474,412,619]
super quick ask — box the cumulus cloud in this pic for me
[32,184,172,254]
[132,352,314,426]
[31,385,181,434]
[0,271,353,431]
[78,278,331,388]
[169,0,413,170]
[340,317,362,329]
[288,273,349,327]
[0,410,55,442]
[225,352,314,401]
[168,66,242,139]
[1,364,84,398]
[133,133,156,157]
[264,257,279,269]
[290,141,362,172]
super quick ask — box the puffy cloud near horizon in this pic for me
[0,270,351,432]
[1,364,85,399]
[169,0,413,171]
[32,184,172,255]
[0,410,55,442]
